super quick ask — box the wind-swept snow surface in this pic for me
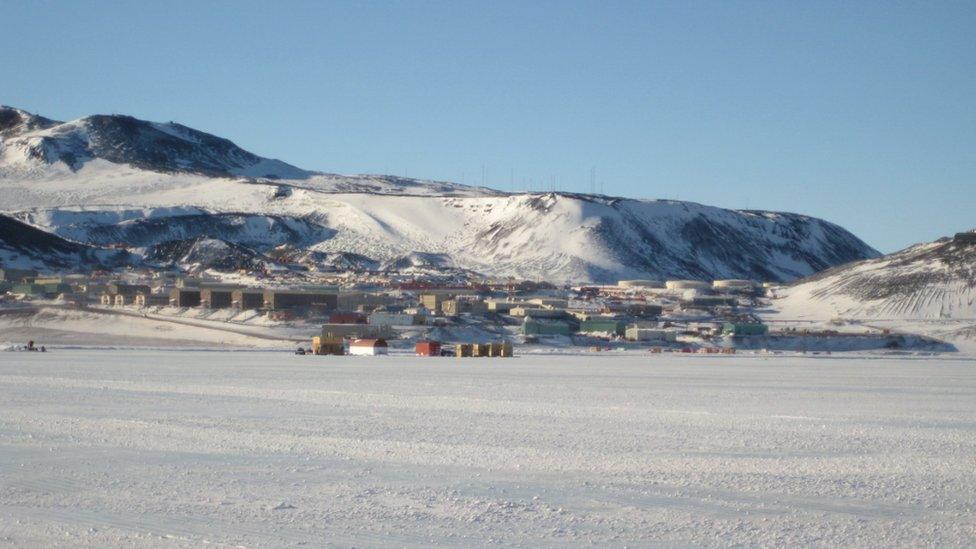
[1,351,974,546]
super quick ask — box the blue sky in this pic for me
[2,1,973,252]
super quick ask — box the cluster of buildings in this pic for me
[97,280,340,313]
[0,269,72,299]
[306,338,513,358]
[504,278,769,343]
[300,277,769,352]
[1,270,342,313]
[2,266,772,351]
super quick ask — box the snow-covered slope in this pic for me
[142,237,271,272]
[0,106,498,197]
[775,230,976,320]
[0,214,135,271]
[0,106,309,180]
[1,106,879,282]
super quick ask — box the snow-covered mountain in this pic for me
[0,106,498,197]
[0,106,309,180]
[774,230,976,320]
[0,106,880,282]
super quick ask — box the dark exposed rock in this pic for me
[0,215,135,270]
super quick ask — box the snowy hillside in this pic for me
[774,230,976,320]
[0,106,498,197]
[766,230,976,352]
[0,214,135,270]
[1,106,879,282]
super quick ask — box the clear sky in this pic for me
[2,1,973,252]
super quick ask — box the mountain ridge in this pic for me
[0,105,880,282]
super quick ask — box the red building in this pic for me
[415,340,442,357]
[329,311,367,324]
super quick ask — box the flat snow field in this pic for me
[1,351,975,547]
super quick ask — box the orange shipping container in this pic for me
[415,340,442,356]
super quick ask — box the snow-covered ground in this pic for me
[0,306,300,349]
[1,351,974,546]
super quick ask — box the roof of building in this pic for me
[264,287,339,295]
[349,338,388,347]
[200,284,244,292]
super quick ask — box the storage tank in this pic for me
[712,279,756,290]
[617,279,665,289]
[665,280,711,291]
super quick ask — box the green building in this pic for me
[11,282,71,298]
[0,268,37,282]
[11,283,44,297]
[722,322,768,336]
[579,318,626,336]
[0,268,38,282]
[522,317,574,336]
[43,282,72,296]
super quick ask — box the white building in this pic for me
[712,279,757,291]
[367,312,418,326]
[625,327,678,342]
[348,338,389,356]
[617,279,665,289]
